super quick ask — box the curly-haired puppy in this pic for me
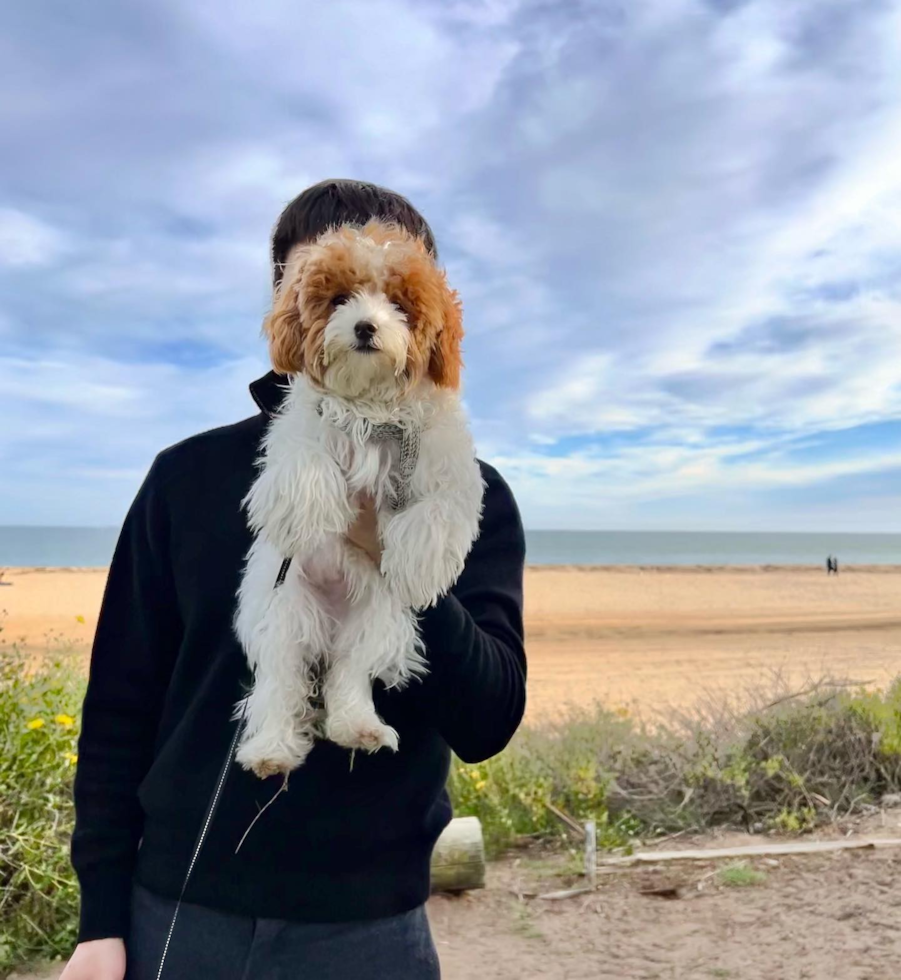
[234,221,484,777]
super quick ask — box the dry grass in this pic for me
[450,671,901,852]
[5,628,901,976]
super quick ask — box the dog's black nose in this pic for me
[354,320,377,341]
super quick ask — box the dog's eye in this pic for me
[393,301,413,322]
[331,293,350,307]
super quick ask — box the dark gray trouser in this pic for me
[126,884,441,980]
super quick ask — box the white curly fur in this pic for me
[234,374,484,776]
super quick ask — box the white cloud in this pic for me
[2,0,901,531]
[490,438,901,531]
[0,209,70,267]
[0,351,270,524]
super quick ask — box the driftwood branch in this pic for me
[760,678,873,713]
[598,837,901,867]
[545,802,585,838]
[535,836,901,900]
[538,886,593,900]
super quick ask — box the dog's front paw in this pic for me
[236,730,312,779]
[245,452,353,556]
[325,713,400,754]
[381,518,462,610]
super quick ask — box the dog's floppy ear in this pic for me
[429,279,463,389]
[263,248,307,375]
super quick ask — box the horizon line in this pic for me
[2,524,900,537]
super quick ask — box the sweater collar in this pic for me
[249,370,290,418]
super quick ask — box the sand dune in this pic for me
[3,564,900,719]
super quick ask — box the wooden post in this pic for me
[430,816,486,893]
[538,823,598,901]
[584,819,597,889]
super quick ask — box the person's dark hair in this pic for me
[271,179,437,287]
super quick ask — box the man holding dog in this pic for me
[62,180,526,980]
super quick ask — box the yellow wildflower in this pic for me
[64,752,79,765]
[26,718,45,730]
[475,780,487,792]
[55,713,76,727]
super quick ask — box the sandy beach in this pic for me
[6,564,901,980]
[524,565,901,719]
[2,564,900,719]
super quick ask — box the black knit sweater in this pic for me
[72,371,526,941]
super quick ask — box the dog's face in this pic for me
[264,220,463,399]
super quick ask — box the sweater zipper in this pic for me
[154,712,245,980]
[154,556,289,978]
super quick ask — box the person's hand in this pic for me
[346,494,382,567]
[60,938,126,980]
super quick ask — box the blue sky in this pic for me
[1,0,900,531]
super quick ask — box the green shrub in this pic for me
[447,704,645,854]
[0,643,85,974]
[676,684,901,831]
[450,680,901,852]
[5,635,901,974]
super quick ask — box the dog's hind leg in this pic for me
[321,562,417,754]
[234,538,330,777]
[322,659,399,755]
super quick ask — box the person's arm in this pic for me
[413,465,526,762]
[71,454,182,942]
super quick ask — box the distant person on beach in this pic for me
[62,181,526,980]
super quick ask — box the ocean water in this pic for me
[524,530,901,567]
[0,527,120,568]
[1,526,900,568]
